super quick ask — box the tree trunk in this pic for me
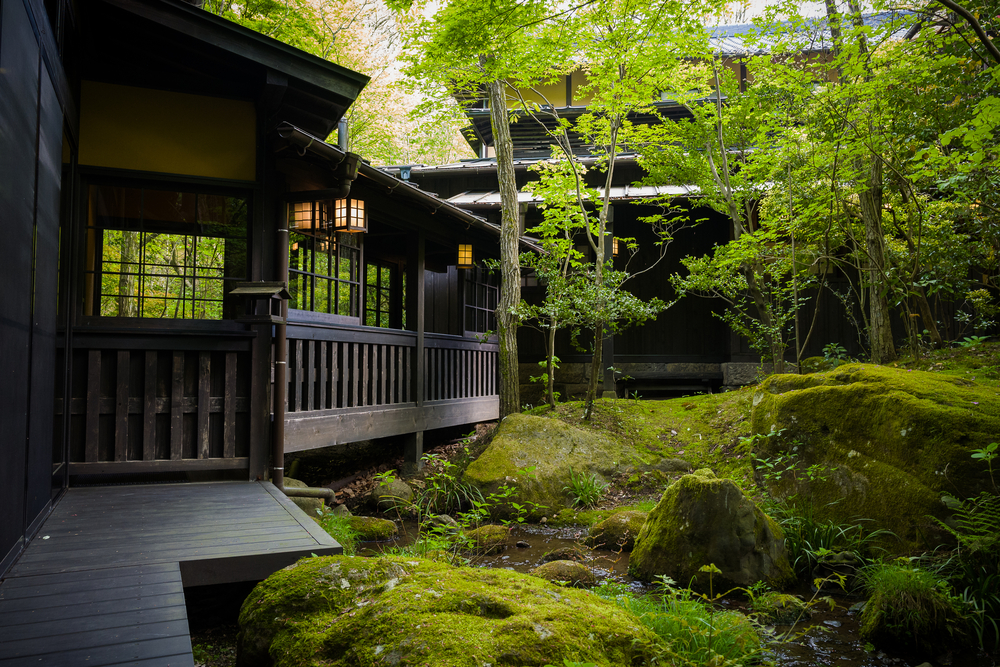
[546,323,557,410]
[858,169,897,363]
[914,285,944,348]
[488,78,521,418]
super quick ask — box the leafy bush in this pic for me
[564,468,607,508]
[316,511,360,556]
[765,499,894,580]
[592,581,762,666]
[414,453,484,516]
[928,489,1000,649]
[858,563,970,651]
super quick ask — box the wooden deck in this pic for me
[0,481,341,666]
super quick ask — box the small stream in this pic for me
[362,522,996,667]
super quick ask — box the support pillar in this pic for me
[404,230,426,471]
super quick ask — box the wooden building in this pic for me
[1,0,512,581]
[393,35,870,400]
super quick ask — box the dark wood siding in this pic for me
[0,0,65,574]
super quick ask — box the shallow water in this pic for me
[363,522,997,667]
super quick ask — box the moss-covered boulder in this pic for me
[369,478,413,511]
[629,470,793,591]
[463,414,630,518]
[464,524,508,554]
[750,364,999,547]
[530,560,596,587]
[584,510,647,551]
[237,555,663,667]
[541,544,590,563]
[346,516,398,541]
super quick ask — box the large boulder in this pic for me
[750,364,999,547]
[237,555,662,667]
[462,414,630,518]
[629,470,793,591]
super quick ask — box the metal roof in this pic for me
[448,184,701,208]
[707,11,914,57]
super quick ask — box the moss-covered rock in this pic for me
[530,560,596,587]
[541,544,590,563]
[629,470,793,591]
[750,364,999,547]
[464,524,508,554]
[369,478,413,511]
[584,510,647,551]
[462,414,631,518]
[346,515,398,541]
[237,555,663,667]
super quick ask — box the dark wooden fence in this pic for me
[57,335,254,474]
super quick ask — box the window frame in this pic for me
[463,266,498,339]
[286,199,364,325]
[76,171,253,330]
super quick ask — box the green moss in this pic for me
[584,510,647,551]
[465,392,758,518]
[346,516,398,541]
[464,524,508,554]
[530,560,596,587]
[750,363,1000,548]
[629,472,793,591]
[239,555,664,667]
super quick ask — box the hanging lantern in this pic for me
[612,238,619,257]
[290,201,316,230]
[457,243,474,269]
[333,197,367,233]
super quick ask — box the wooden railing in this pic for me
[423,333,498,402]
[284,324,498,415]
[57,333,255,474]
[285,326,414,413]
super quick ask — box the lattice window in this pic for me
[365,262,395,328]
[288,201,361,318]
[85,185,248,320]
[464,266,498,334]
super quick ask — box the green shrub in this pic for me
[316,511,359,555]
[564,468,608,508]
[592,581,761,666]
[858,563,969,651]
[765,499,894,580]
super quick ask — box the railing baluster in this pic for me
[307,340,316,411]
[351,343,359,408]
[319,341,328,411]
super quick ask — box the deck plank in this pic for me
[0,564,193,666]
[0,481,341,666]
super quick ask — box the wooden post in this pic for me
[402,431,423,476]
[404,231,425,471]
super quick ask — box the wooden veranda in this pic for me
[0,481,340,666]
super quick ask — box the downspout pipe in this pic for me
[271,212,336,505]
[273,212,289,492]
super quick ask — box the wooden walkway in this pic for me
[0,481,341,666]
